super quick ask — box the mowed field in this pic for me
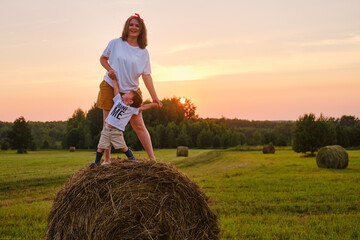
[1,148,360,239]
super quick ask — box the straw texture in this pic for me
[45,158,220,240]
[262,145,275,154]
[176,146,189,157]
[316,145,349,169]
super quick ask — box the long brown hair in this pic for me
[121,16,148,49]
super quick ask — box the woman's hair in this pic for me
[121,16,148,49]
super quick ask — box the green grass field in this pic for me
[1,148,359,239]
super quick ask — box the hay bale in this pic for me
[176,146,189,157]
[316,145,349,169]
[45,159,220,240]
[69,146,76,152]
[262,145,275,154]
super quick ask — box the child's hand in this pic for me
[140,102,162,112]
[108,69,117,80]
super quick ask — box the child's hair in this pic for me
[130,90,143,108]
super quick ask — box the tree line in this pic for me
[60,97,296,151]
[1,97,360,154]
[293,113,360,155]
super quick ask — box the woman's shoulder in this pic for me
[110,38,149,54]
[106,38,124,47]
[108,38,123,44]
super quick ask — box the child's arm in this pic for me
[139,102,159,113]
[112,78,120,96]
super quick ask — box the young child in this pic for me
[90,78,158,168]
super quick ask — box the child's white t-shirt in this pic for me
[102,38,151,92]
[105,94,139,131]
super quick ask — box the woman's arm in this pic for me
[100,55,116,80]
[142,74,162,108]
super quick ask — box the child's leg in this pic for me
[90,149,105,168]
[94,149,104,164]
[103,109,111,163]
[94,122,112,167]
[121,147,136,161]
[103,148,111,163]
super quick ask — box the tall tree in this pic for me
[336,115,359,147]
[293,114,317,155]
[165,122,177,148]
[292,113,336,155]
[197,129,213,148]
[142,97,197,125]
[62,109,91,149]
[262,130,277,145]
[220,130,231,149]
[252,130,262,145]
[352,122,360,146]
[8,116,33,153]
[273,122,294,146]
[176,125,191,146]
[86,104,103,149]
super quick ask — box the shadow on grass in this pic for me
[173,151,222,169]
[300,153,316,158]
[0,175,70,194]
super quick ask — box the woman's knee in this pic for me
[130,115,146,132]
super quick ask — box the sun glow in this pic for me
[180,97,186,104]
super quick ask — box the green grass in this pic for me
[1,149,359,239]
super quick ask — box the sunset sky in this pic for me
[1,0,359,122]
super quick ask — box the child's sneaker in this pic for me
[89,162,100,168]
[125,148,136,161]
[90,152,104,168]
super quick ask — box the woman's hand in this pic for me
[142,74,162,108]
[152,97,163,108]
[108,69,117,80]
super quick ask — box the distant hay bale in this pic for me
[69,146,76,152]
[262,145,275,154]
[176,146,189,157]
[45,158,220,240]
[316,145,349,169]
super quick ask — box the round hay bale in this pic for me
[45,159,220,240]
[262,145,275,154]
[176,146,189,157]
[69,146,76,152]
[316,145,349,169]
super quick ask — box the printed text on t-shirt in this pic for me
[110,103,128,120]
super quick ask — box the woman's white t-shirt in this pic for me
[102,38,151,92]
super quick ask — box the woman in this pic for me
[96,13,162,163]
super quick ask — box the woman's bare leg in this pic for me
[130,113,156,161]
